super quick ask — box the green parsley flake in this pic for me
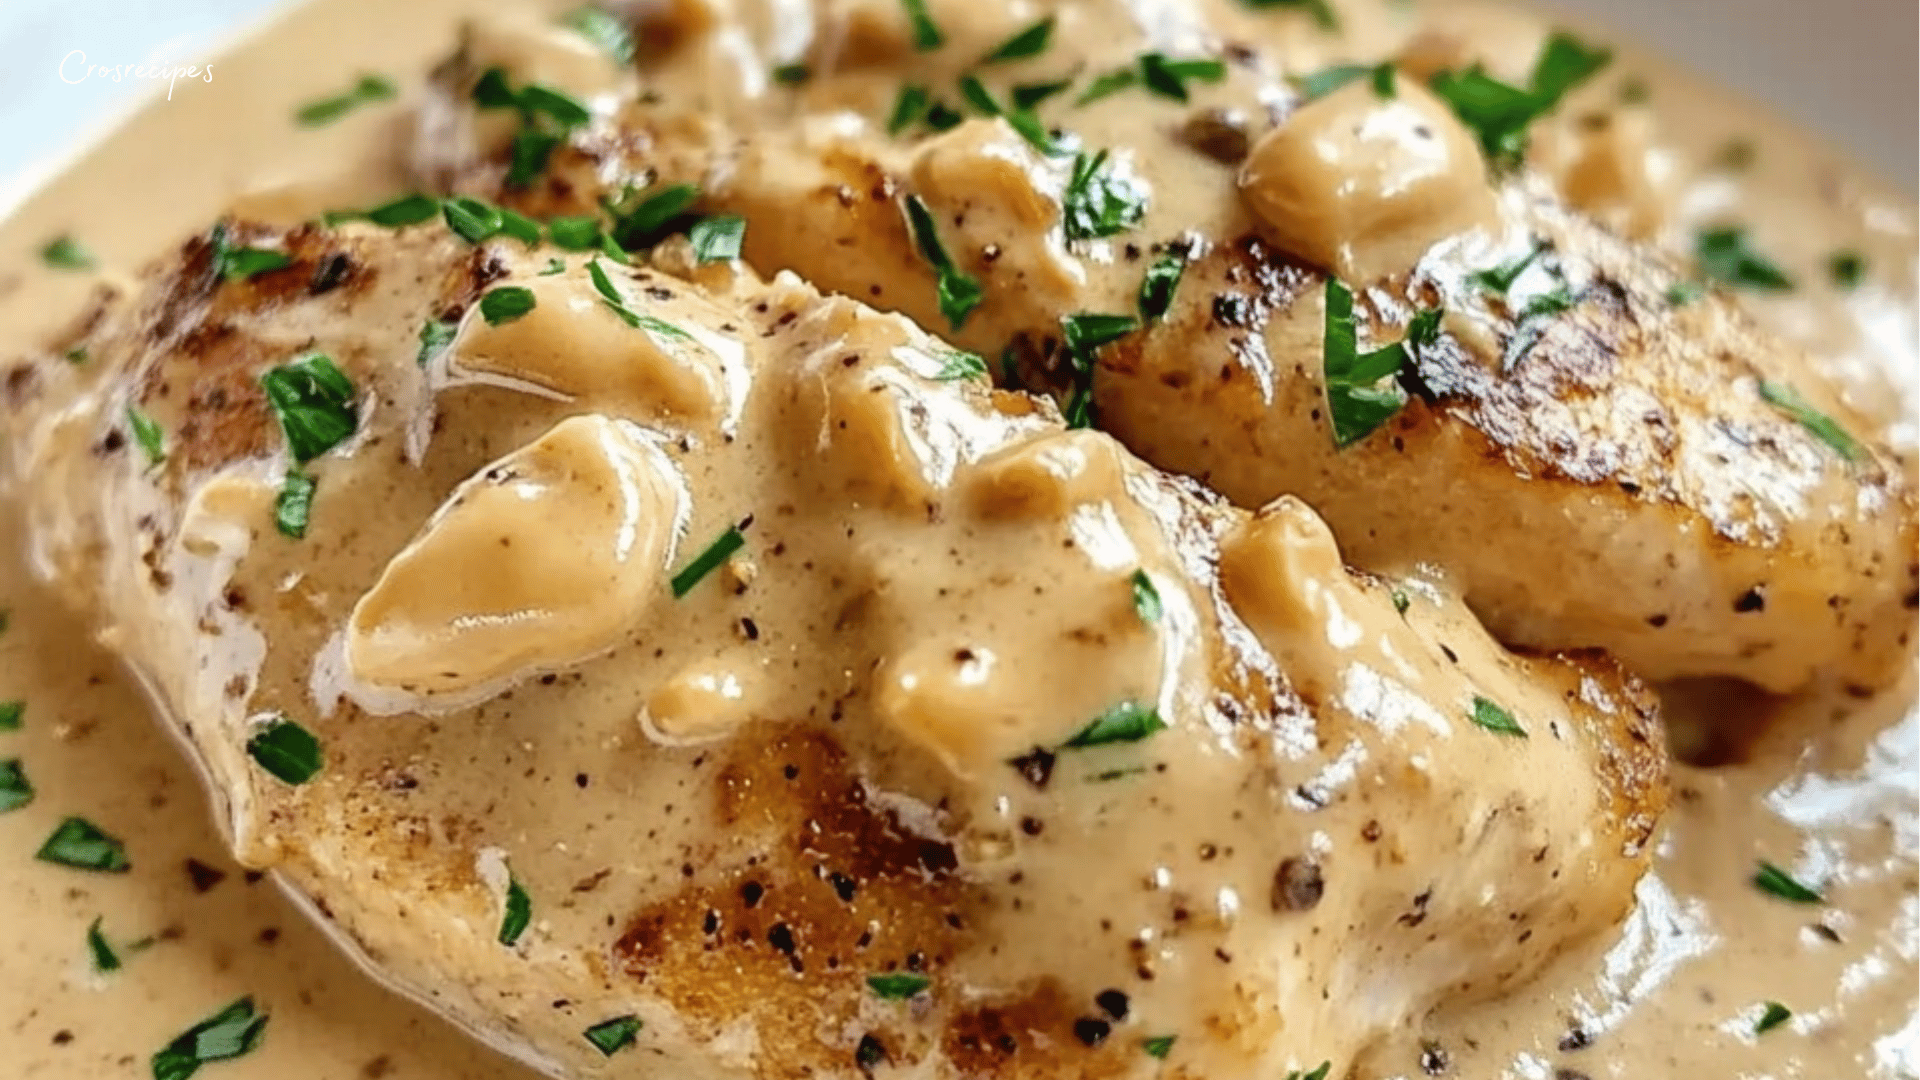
[547,215,603,250]
[1469,696,1527,737]
[274,471,316,540]
[1429,32,1611,167]
[539,258,567,275]
[899,0,945,51]
[605,183,701,250]
[1076,68,1141,106]
[1322,279,1442,447]
[1130,570,1162,624]
[1696,226,1793,292]
[1293,63,1370,101]
[1470,243,1545,296]
[1138,252,1185,321]
[506,130,563,189]
[36,817,130,873]
[689,215,747,263]
[87,917,121,973]
[773,62,811,85]
[1753,860,1823,904]
[294,74,396,127]
[480,286,538,326]
[1142,1035,1176,1059]
[0,700,22,730]
[1370,62,1396,98]
[247,717,322,785]
[1138,53,1227,103]
[583,1015,643,1056]
[1239,0,1337,30]
[560,6,636,65]
[671,524,748,598]
[1755,1001,1792,1035]
[127,406,166,467]
[365,193,442,227]
[1063,150,1145,240]
[1285,1064,1332,1080]
[1757,381,1863,463]
[1391,588,1411,615]
[867,972,931,999]
[261,354,358,464]
[981,16,1054,64]
[903,195,984,329]
[0,758,34,813]
[585,260,690,338]
[933,350,989,381]
[209,224,292,281]
[888,85,933,134]
[499,876,532,946]
[417,317,458,367]
[1063,700,1166,748]
[1012,79,1072,110]
[1665,280,1706,307]
[151,997,269,1080]
[41,235,95,271]
[1828,251,1866,291]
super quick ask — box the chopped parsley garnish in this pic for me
[1239,0,1337,30]
[261,354,358,463]
[583,1015,642,1056]
[0,758,34,813]
[605,183,701,250]
[209,224,292,281]
[294,74,396,127]
[364,193,441,227]
[36,817,130,873]
[1012,78,1072,110]
[903,195,984,329]
[1695,226,1792,292]
[1502,284,1576,368]
[417,318,458,367]
[1321,279,1441,447]
[926,100,965,130]
[1755,1001,1792,1035]
[127,406,166,467]
[1828,251,1866,290]
[1757,381,1863,463]
[443,196,539,246]
[1468,696,1527,737]
[246,717,322,785]
[867,972,931,999]
[1138,253,1185,321]
[87,917,121,972]
[671,524,748,598]
[151,997,269,1080]
[1371,63,1396,98]
[539,258,566,275]
[1429,32,1611,167]
[1665,280,1706,307]
[1293,64,1369,101]
[1062,313,1139,360]
[506,131,563,189]
[1142,1035,1176,1059]
[1391,588,1411,615]
[585,260,690,338]
[1062,150,1145,240]
[933,350,989,381]
[954,77,1058,153]
[65,347,88,364]
[472,68,591,128]
[773,63,811,85]
[40,235,95,271]
[1130,570,1162,623]
[689,215,747,263]
[560,6,636,65]
[1063,700,1166,748]
[1285,1064,1332,1080]
[479,286,537,326]
[547,215,603,250]
[1471,243,1545,296]
[499,876,532,946]
[1138,54,1227,103]
[1753,860,1823,904]
[888,85,933,134]
[274,471,316,539]
[1076,68,1140,106]
[899,0,945,51]
[981,16,1054,64]
[0,700,21,730]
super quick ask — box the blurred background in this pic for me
[0,0,1914,212]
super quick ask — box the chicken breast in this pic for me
[414,0,1916,694]
[2,217,1665,1079]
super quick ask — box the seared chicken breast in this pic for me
[3,218,1665,1079]
[415,0,1916,694]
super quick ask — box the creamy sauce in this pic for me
[0,0,1912,1079]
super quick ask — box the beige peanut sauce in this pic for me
[0,1,1911,1080]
